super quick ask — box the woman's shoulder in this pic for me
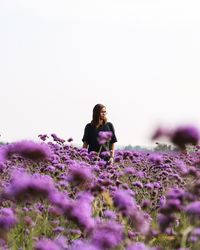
[106,121,114,127]
[85,122,92,128]
[105,122,115,129]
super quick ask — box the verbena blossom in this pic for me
[104,210,117,220]
[112,189,150,234]
[38,134,49,141]
[170,125,200,150]
[91,221,124,249]
[127,242,153,250]
[112,189,136,214]
[67,137,73,142]
[185,201,200,217]
[151,125,200,150]
[70,240,99,250]
[5,140,51,161]
[148,153,163,164]
[51,133,65,144]
[157,213,175,232]
[52,192,95,232]
[151,127,169,141]
[4,170,56,202]
[98,131,113,145]
[0,147,7,169]
[35,238,60,250]
[67,163,93,186]
[67,192,95,232]
[0,208,17,232]
[189,227,200,242]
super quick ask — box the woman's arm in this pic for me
[110,143,115,158]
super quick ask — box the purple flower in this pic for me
[6,140,51,161]
[153,182,161,189]
[98,131,113,145]
[53,226,64,234]
[148,154,163,164]
[144,183,154,190]
[127,242,152,250]
[159,199,181,214]
[104,210,117,220]
[112,189,137,215]
[133,181,143,189]
[67,163,93,186]
[159,196,166,207]
[171,125,200,150]
[70,240,99,250]
[54,236,68,249]
[151,127,169,141]
[45,165,56,172]
[4,170,56,202]
[67,137,73,142]
[49,191,71,212]
[0,147,7,166]
[124,167,135,175]
[174,160,189,175]
[58,192,95,232]
[91,221,124,249]
[185,201,200,217]
[157,213,175,232]
[51,133,65,144]
[100,151,111,158]
[35,238,60,250]
[0,208,17,231]
[189,228,200,242]
[141,199,151,209]
[38,134,49,141]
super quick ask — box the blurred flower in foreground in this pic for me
[185,201,200,219]
[98,131,113,145]
[151,125,200,150]
[127,242,155,250]
[112,189,150,234]
[0,208,17,239]
[35,238,60,250]
[91,221,124,249]
[171,125,199,150]
[67,163,93,186]
[5,140,51,161]
[4,170,56,202]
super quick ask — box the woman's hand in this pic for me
[108,157,114,165]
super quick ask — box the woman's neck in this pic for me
[96,120,103,128]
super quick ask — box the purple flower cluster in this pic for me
[91,221,124,249]
[152,125,200,150]
[4,170,56,202]
[0,208,17,231]
[1,128,200,249]
[98,131,113,145]
[67,163,94,186]
[51,133,65,144]
[5,140,51,161]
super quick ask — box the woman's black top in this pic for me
[82,122,117,153]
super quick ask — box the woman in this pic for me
[82,104,117,164]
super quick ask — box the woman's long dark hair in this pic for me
[91,104,107,127]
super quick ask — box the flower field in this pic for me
[0,128,200,250]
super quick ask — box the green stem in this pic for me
[97,145,103,158]
[181,225,193,248]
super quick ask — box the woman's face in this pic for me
[99,107,107,120]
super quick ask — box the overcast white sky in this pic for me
[1,0,200,147]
